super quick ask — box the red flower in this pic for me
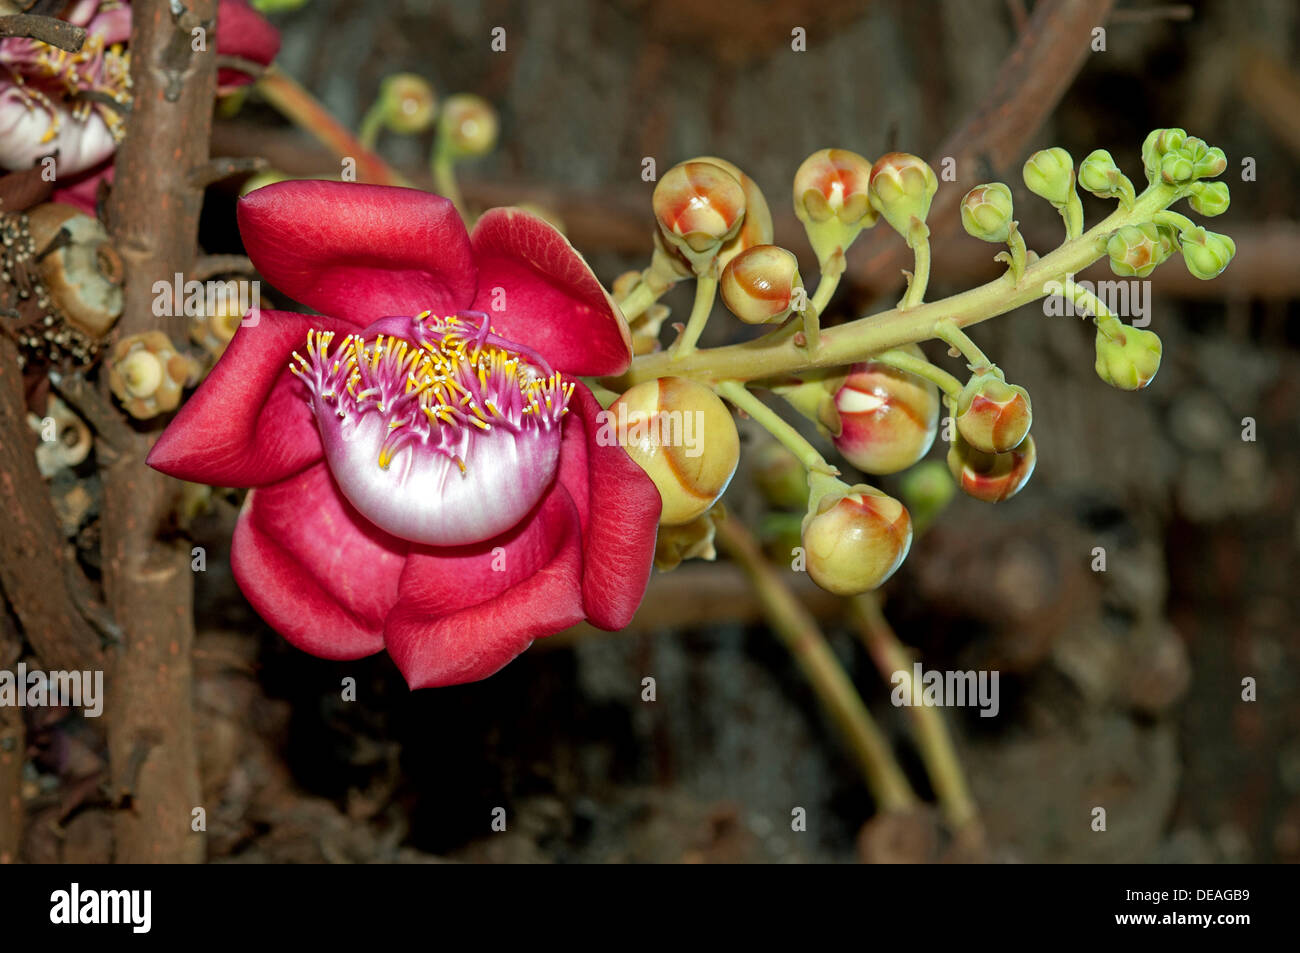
[148,181,661,687]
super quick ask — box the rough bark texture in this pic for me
[101,0,218,864]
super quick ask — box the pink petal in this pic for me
[469,207,632,376]
[147,310,340,487]
[51,162,111,216]
[237,181,476,325]
[216,0,282,90]
[232,462,407,660]
[556,383,661,629]
[384,484,585,688]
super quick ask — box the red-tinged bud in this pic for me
[960,183,1014,243]
[832,345,940,475]
[802,484,913,595]
[869,152,938,237]
[792,148,877,265]
[609,377,740,526]
[438,94,498,157]
[947,434,1036,503]
[1095,326,1162,391]
[720,244,802,324]
[955,370,1032,454]
[696,156,774,269]
[653,161,747,272]
[1106,222,1176,278]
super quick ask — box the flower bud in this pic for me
[832,344,941,475]
[899,460,956,533]
[753,441,808,510]
[802,485,912,595]
[655,508,721,571]
[720,244,802,324]
[1191,146,1227,179]
[377,73,437,135]
[792,148,876,265]
[1180,226,1236,280]
[1078,148,1123,197]
[1095,326,1162,391]
[1187,180,1230,217]
[696,156,774,269]
[960,183,1014,243]
[653,161,746,269]
[107,331,190,419]
[1022,147,1075,207]
[1159,150,1195,186]
[437,94,498,157]
[868,152,938,237]
[610,377,740,526]
[947,434,1036,503]
[1142,127,1187,181]
[955,370,1032,454]
[1106,222,1174,278]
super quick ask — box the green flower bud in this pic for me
[1106,223,1175,278]
[376,73,438,135]
[1187,180,1230,217]
[899,460,956,532]
[1142,127,1187,182]
[1192,146,1227,179]
[802,484,912,595]
[868,152,938,237]
[753,442,808,511]
[1022,147,1075,207]
[955,370,1032,454]
[1160,151,1196,186]
[960,183,1014,243]
[1078,149,1122,197]
[947,433,1036,503]
[438,94,499,158]
[1095,326,1162,391]
[1180,226,1236,280]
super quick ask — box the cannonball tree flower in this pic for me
[146,181,661,688]
[0,0,279,209]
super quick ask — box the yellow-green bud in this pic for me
[1106,222,1175,278]
[438,94,498,157]
[1022,147,1075,207]
[1078,149,1122,197]
[1160,151,1196,186]
[955,370,1032,454]
[1187,180,1230,217]
[1180,226,1236,280]
[868,152,938,238]
[1142,127,1187,182]
[802,484,912,595]
[960,183,1014,243]
[377,73,437,135]
[1095,326,1162,391]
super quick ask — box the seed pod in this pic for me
[802,485,912,595]
[947,433,1037,503]
[720,244,802,324]
[955,370,1032,454]
[26,203,123,338]
[609,377,740,526]
[832,345,941,475]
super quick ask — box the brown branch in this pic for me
[0,614,22,864]
[188,156,266,190]
[0,337,105,674]
[0,14,86,51]
[850,0,1118,297]
[101,0,215,865]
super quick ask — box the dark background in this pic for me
[28,0,1300,863]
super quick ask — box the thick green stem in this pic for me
[1061,189,1085,240]
[715,520,919,815]
[716,380,837,475]
[900,236,931,309]
[358,102,385,151]
[617,281,658,323]
[670,272,718,358]
[609,183,1176,390]
[810,270,841,314]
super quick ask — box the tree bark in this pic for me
[102,0,219,864]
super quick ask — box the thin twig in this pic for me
[0,14,87,51]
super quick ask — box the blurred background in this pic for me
[25,0,1300,862]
